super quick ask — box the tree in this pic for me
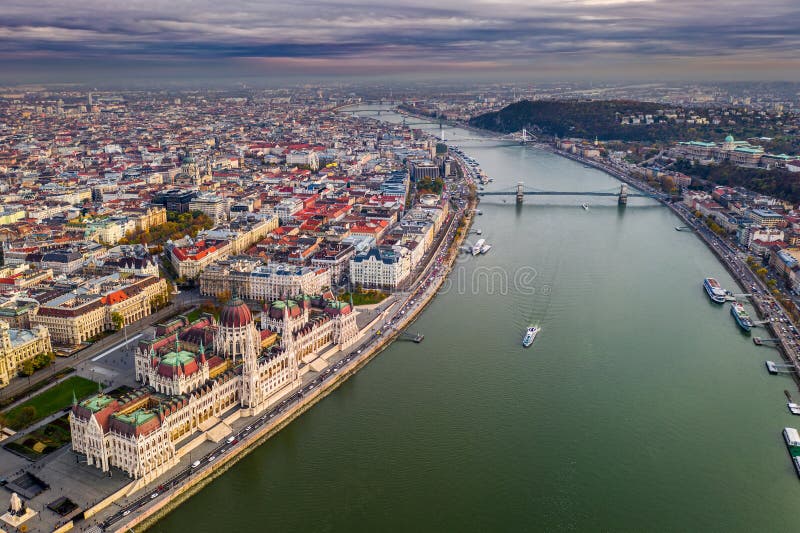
[17,406,36,426]
[19,360,34,376]
[111,311,124,330]
[661,176,677,194]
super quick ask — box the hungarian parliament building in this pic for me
[69,295,358,482]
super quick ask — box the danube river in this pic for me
[155,107,800,531]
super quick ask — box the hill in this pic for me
[468,100,776,143]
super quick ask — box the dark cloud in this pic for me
[1,0,798,82]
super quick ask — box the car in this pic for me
[123,510,131,516]
[227,436,235,444]
[208,456,216,462]
[245,426,252,431]
[150,492,159,499]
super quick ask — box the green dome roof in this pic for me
[724,135,734,143]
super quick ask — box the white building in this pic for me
[189,194,229,222]
[349,246,411,289]
[199,260,331,302]
[286,150,319,170]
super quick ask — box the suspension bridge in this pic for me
[434,127,532,145]
[477,182,666,205]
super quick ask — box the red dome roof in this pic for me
[220,298,252,328]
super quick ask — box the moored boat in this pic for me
[730,302,754,332]
[783,428,800,478]
[703,277,727,304]
[472,238,485,256]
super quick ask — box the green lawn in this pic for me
[3,415,72,461]
[2,376,99,431]
[340,290,388,306]
[185,308,203,323]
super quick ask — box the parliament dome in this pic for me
[219,298,253,328]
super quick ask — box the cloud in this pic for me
[0,0,799,81]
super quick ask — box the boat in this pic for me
[522,326,539,347]
[703,277,727,304]
[730,302,754,332]
[480,244,492,254]
[581,203,589,210]
[472,238,485,256]
[788,403,800,415]
[784,427,800,446]
[783,428,800,478]
[476,229,483,235]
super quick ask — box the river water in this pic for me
[154,107,800,532]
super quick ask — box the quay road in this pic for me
[0,289,204,402]
[669,202,800,370]
[558,146,800,376]
[99,152,473,533]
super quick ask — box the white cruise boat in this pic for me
[480,244,492,254]
[472,238,485,256]
[522,326,539,347]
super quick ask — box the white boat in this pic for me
[582,203,589,210]
[789,403,800,415]
[476,229,483,235]
[480,244,492,254]
[522,326,539,347]
[472,238,485,256]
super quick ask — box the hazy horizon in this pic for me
[2,0,799,85]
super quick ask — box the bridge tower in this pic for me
[516,182,525,205]
[618,184,628,206]
[521,129,528,143]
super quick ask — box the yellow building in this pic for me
[0,322,52,388]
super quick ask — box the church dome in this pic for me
[220,298,252,328]
[724,134,734,143]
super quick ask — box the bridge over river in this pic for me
[477,182,667,205]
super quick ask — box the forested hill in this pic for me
[468,99,774,143]
[468,100,662,139]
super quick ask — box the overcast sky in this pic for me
[2,0,799,84]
